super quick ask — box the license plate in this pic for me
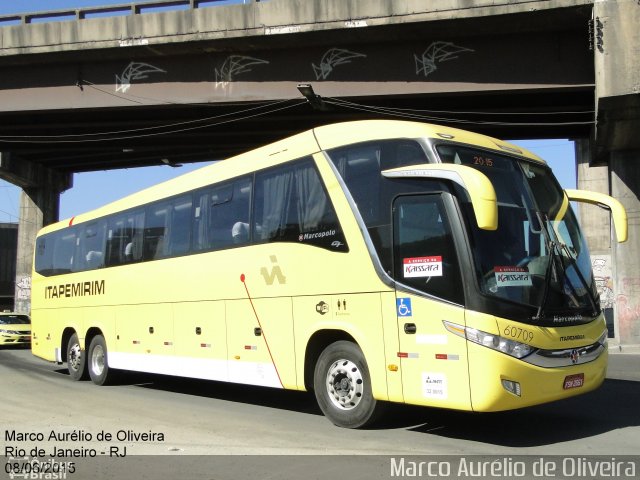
[563,373,584,390]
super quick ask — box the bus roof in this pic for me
[313,120,545,163]
[39,120,545,235]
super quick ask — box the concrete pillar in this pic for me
[575,139,617,339]
[0,153,71,314]
[610,152,640,347]
[575,139,611,251]
[591,0,640,350]
[13,187,62,314]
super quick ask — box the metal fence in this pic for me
[0,0,259,27]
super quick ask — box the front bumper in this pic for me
[468,342,607,412]
[0,333,31,345]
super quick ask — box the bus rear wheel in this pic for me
[67,333,88,381]
[313,340,383,428]
[87,335,113,386]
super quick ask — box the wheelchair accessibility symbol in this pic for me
[396,298,412,317]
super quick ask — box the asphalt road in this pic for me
[1,347,638,480]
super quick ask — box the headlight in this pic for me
[597,330,608,346]
[444,321,536,359]
[0,329,9,334]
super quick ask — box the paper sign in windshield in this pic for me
[403,256,443,278]
[495,266,532,287]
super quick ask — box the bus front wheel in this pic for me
[313,340,383,428]
[87,335,113,386]
[67,333,87,381]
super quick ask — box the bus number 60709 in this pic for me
[502,326,534,343]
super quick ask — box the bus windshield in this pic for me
[438,145,599,324]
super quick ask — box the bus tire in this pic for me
[87,335,113,386]
[67,333,88,381]
[313,340,383,428]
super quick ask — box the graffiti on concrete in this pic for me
[592,255,614,309]
[617,276,640,342]
[16,276,31,301]
[215,55,270,84]
[414,41,474,77]
[116,62,167,93]
[312,48,367,80]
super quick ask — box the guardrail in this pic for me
[0,0,258,27]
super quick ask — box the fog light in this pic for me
[501,379,521,397]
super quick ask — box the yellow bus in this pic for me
[31,120,627,428]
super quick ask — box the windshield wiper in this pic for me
[558,242,599,317]
[533,212,599,322]
[543,212,599,316]
[532,212,558,322]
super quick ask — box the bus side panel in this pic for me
[173,300,227,360]
[293,293,389,401]
[396,293,471,410]
[110,301,232,382]
[381,291,404,403]
[110,304,173,372]
[113,304,173,356]
[147,304,174,356]
[30,273,72,362]
[82,305,116,350]
[31,308,61,363]
[226,297,295,389]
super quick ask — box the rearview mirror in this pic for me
[565,189,628,243]
[382,164,498,231]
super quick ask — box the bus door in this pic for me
[393,194,472,409]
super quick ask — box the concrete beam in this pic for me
[0,0,592,57]
[0,152,72,191]
[593,0,640,160]
[0,26,594,114]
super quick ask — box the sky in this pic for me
[0,0,578,224]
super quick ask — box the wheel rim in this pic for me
[325,358,364,410]
[69,343,82,372]
[90,344,105,377]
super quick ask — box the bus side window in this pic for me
[167,195,192,256]
[35,237,53,276]
[253,158,347,251]
[229,178,251,245]
[144,203,170,260]
[35,231,76,277]
[106,210,144,266]
[393,195,464,304]
[330,145,381,224]
[193,177,252,252]
[74,220,107,272]
[209,184,236,248]
[51,230,77,275]
[328,140,429,225]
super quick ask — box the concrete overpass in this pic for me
[0,0,638,347]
